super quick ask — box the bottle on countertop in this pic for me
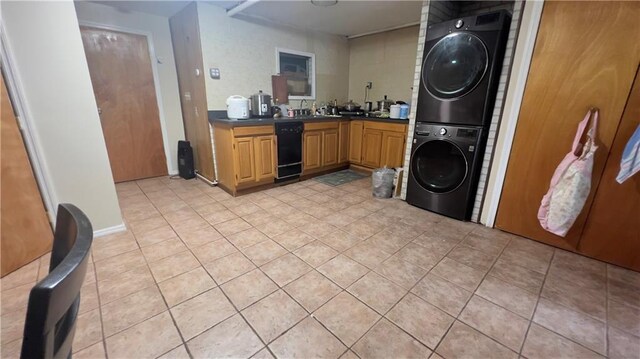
[311,102,317,115]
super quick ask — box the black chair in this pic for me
[21,204,93,359]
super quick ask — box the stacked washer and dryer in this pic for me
[406,10,511,220]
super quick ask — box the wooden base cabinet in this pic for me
[356,121,408,169]
[214,124,275,195]
[349,121,364,164]
[303,121,342,175]
[338,121,350,163]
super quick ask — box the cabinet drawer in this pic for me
[363,121,406,133]
[233,125,274,137]
[304,121,339,131]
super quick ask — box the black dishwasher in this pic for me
[275,121,303,181]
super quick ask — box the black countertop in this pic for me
[209,114,410,127]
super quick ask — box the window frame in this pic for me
[275,47,316,100]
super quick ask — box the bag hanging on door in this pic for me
[538,109,598,237]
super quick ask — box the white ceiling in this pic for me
[89,1,422,37]
[225,0,423,37]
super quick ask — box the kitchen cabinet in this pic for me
[362,129,383,168]
[303,130,322,171]
[349,121,363,164]
[496,1,640,252]
[254,135,276,181]
[381,131,406,168]
[339,121,349,163]
[233,137,256,184]
[213,123,275,195]
[353,120,408,170]
[303,121,342,175]
[323,129,339,166]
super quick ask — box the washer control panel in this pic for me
[415,123,481,144]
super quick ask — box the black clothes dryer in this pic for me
[406,123,487,220]
[416,10,511,127]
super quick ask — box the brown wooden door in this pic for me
[170,3,215,181]
[1,75,53,276]
[577,67,640,271]
[304,131,322,172]
[495,1,640,250]
[233,137,256,184]
[349,121,363,164]
[381,131,406,168]
[81,27,168,183]
[362,128,383,168]
[339,121,349,163]
[254,135,275,181]
[322,129,339,166]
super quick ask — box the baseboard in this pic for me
[93,223,127,238]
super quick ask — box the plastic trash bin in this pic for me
[372,167,395,198]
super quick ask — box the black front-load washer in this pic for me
[406,122,486,220]
[416,10,511,127]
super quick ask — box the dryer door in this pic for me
[411,140,468,193]
[422,32,488,99]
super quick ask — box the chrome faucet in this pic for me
[299,99,308,110]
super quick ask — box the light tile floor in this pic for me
[2,176,639,359]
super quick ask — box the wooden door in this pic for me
[495,1,640,250]
[1,75,53,276]
[577,67,640,271]
[323,129,339,166]
[338,121,350,163]
[170,3,215,181]
[254,135,276,181]
[81,27,168,183]
[362,129,383,168]
[349,121,364,164]
[303,131,322,171]
[233,137,256,184]
[381,131,406,168]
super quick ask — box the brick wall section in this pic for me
[401,0,523,224]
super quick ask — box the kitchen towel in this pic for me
[616,124,640,184]
[538,109,598,237]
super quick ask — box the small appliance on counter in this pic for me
[390,104,402,119]
[226,95,250,119]
[377,95,394,112]
[250,90,272,117]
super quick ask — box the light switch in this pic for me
[210,68,221,79]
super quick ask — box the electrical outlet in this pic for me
[366,82,372,89]
[209,68,221,79]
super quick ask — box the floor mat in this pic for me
[314,169,367,186]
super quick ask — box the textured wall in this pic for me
[197,2,350,110]
[347,26,420,105]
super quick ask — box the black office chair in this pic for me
[21,204,93,359]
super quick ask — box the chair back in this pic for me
[21,203,93,359]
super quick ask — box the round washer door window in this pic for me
[411,140,468,193]
[422,32,488,99]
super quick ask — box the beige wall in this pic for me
[74,1,186,174]
[1,0,123,231]
[348,26,420,105]
[197,2,351,110]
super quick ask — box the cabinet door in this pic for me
[362,129,383,168]
[381,131,406,168]
[495,1,640,250]
[349,121,363,164]
[233,137,255,184]
[323,129,339,166]
[339,121,349,163]
[303,131,322,171]
[577,67,640,271]
[254,135,275,181]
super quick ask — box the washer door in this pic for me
[422,32,488,99]
[411,140,468,193]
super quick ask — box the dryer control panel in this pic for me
[415,123,481,144]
